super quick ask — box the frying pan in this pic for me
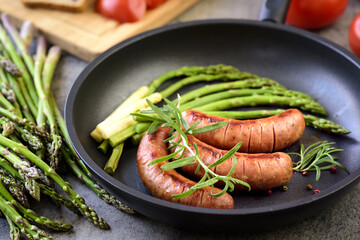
[65,0,360,231]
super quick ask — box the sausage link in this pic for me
[171,134,293,191]
[182,109,305,153]
[137,127,234,209]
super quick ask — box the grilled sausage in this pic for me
[171,134,293,191]
[137,127,234,209]
[182,109,305,153]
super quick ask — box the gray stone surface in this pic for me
[1,0,360,239]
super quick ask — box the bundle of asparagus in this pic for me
[92,64,350,175]
[0,14,134,239]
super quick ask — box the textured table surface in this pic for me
[1,0,360,239]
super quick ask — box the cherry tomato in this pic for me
[96,0,146,23]
[146,0,167,9]
[285,0,349,30]
[349,13,360,58]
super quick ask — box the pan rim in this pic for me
[65,19,360,216]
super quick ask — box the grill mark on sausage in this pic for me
[222,122,230,148]
[272,124,276,152]
[248,125,252,153]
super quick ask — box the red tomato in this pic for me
[96,0,146,23]
[349,13,360,58]
[146,0,167,9]
[285,0,349,30]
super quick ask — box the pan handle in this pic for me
[258,0,291,24]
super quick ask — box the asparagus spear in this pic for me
[33,36,62,170]
[0,194,54,239]
[39,184,81,216]
[19,21,36,50]
[176,78,286,104]
[0,117,43,151]
[0,22,38,106]
[303,114,350,135]
[1,14,35,77]
[0,67,34,121]
[131,132,145,145]
[0,55,21,77]
[0,167,29,208]
[179,87,318,111]
[0,106,49,140]
[0,144,40,201]
[104,143,124,175]
[0,180,73,231]
[147,64,242,94]
[5,215,20,240]
[98,139,110,154]
[159,72,256,99]
[0,135,109,229]
[195,95,327,115]
[62,149,135,214]
[109,125,136,147]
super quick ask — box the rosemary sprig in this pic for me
[144,96,250,198]
[289,141,349,181]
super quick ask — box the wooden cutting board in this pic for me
[0,0,199,61]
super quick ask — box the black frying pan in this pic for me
[65,0,360,231]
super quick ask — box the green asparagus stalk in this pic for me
[0,194,54,239]
[0,118,15,137]
[195,95,327,115]
[0,106,49,140]
[98,139,110,154]
[0,21,38,106]
[34,36,62,170]
[104,143,124,175]
[19,21,35,50]
[0,180,73,231]
[131,132,145,145]
[62,149,135,214]
[0,135,109,229]
[109,125,136,147]
[6,72,38,119]
[303,114,350,135]
[0,91,20,116]
[5,215,20,240]
[42,46,61,94]
[147,64,242,95]
[0,144,40,200]
[0,67,34,121]
[39,184,81,216]
[0,118,44,151]
[1,14,35,77]
[49,93,92,178]
[179,87,318,111]
[0,168,29,208]
[0,55,21,77]
[176,78,286,104]
[159,72,256,99]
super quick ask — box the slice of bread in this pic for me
[21,0,90,12]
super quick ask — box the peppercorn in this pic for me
[331,167,337,173]
[307,184,313,190]
[302,171,308,176]
[313,189,320,194]
[267,189,272,195]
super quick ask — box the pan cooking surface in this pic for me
[65,20,360,228]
